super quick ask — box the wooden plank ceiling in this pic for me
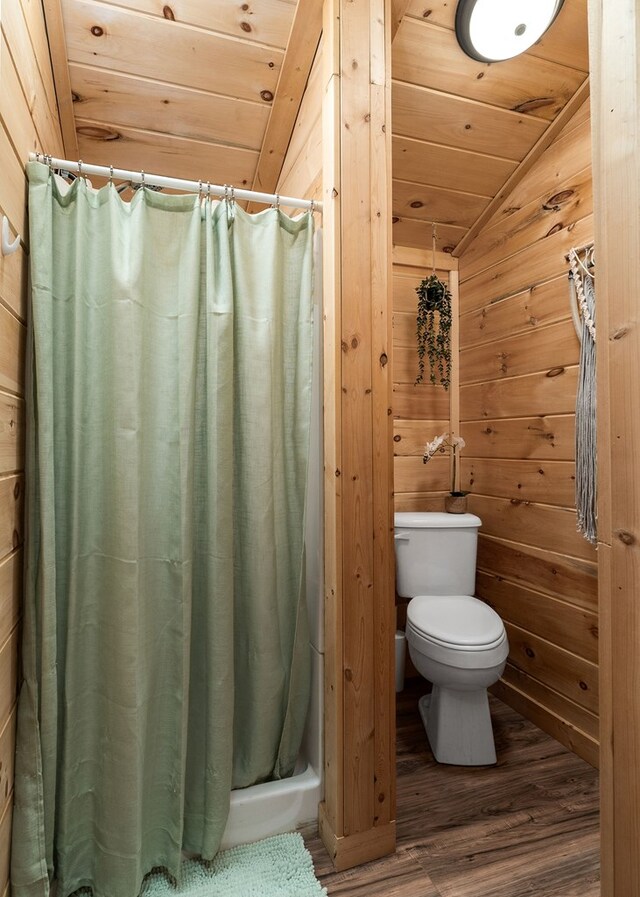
[391,0,589,253]
[46,0,588,244]
[48,0,315,195]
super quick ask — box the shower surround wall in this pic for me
[0,0,65,887]
[457,100,598,766]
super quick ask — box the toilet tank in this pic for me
[394,511,482,599]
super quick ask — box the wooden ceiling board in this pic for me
[404,0,457,28]
[75,118,259,186]
[520,0,589,73]
[392,218,467,253]
[461,164,593,280]
[100,0,296,49]
[393,82,547,160]
[62,0,282,104]
[467,115,592,246]
[403,0,589,74]
[392,136,517,195]
[393,19,586,120]
[69,65,269,151]
[393,178,490,228]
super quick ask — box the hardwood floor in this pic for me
[305,678,600,896]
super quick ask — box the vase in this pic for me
[445,493,467,514]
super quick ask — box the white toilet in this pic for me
[394,511,509,766]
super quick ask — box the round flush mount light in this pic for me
[455,0,565,63]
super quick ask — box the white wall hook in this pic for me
[1,216,20,256]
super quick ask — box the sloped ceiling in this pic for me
[47,0,589,249]
[391,0,590,253]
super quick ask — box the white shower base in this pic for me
[220,762,322,849]
[220,646,324,849]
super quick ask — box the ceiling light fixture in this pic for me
[455,0,565,63]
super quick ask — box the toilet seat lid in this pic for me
[407,595,505,650]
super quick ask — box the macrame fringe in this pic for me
[569,249,597,544]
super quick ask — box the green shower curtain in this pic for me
[12,162,314,897]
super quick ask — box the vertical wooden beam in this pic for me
[589,0,640,893]
[320,0,344,844]
[319,0,396,871]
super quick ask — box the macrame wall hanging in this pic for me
[568,244,596,544]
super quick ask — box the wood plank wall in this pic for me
[0,0,64,891]
[392,247,457,512]
[457,100,598,767]
[276,38,322,207]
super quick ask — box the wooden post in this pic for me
[589,0,640,893]
[319,0,396,871]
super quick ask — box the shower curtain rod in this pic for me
[28,153,323,213]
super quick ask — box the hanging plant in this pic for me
[415,273,452,390]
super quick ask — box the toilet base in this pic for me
[418,687,498,766]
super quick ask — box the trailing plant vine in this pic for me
[415,273,452,390]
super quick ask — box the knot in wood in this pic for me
[611,325,630,341]
[546,367,565,378]
[90,25,104,36]
[344,668,353,682]
[547,189,574,205]
[616,529,636,545]
[380,352,388,367]
[513,97,555,114]
[162,5,175,19]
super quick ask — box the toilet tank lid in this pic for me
[394,511,481,529]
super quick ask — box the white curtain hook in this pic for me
[1,216,20,256]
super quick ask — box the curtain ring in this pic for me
[140,170,145,188]
[230,185,235,205]
[224,184,229,203]
[273,194,280,211]
[309,198,315,214]
[35,151,41,163]
[206,182,211,200]
[109,165,114,184]
[78,159,83,181]
[198,179,203,198]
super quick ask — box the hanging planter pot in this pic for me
[415,273,452,390]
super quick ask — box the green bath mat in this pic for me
[140,833,327,897]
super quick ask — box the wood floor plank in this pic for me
[306,678,599,895]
